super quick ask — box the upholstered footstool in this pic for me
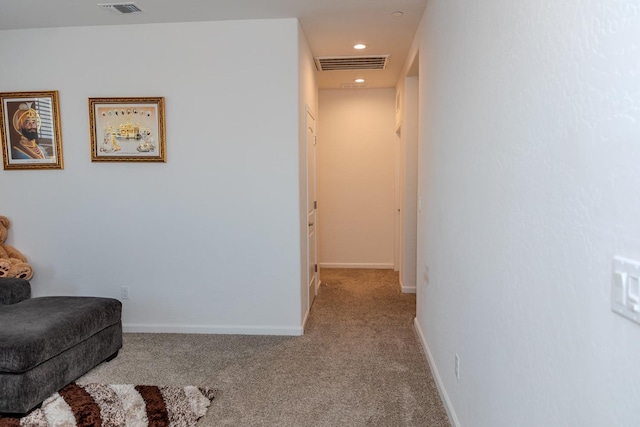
[0,278,122,414]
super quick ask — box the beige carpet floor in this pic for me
[79,268,451,426]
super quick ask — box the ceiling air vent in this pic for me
[314,55,389,71]
[98,2,145,14]
[341,83,370,89]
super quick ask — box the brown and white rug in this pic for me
[0,383,218,427]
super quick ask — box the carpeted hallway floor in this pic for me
[79,268,451,426]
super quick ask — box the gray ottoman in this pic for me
[0,278,122,414]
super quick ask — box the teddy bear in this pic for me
[0,215,33,280]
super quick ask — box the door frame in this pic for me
[306,106,319,312]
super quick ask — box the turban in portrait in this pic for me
[12,102,41,135]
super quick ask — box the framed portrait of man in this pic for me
[0,91,64,170]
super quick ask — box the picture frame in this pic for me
[89,97,166,162]
[0,91,64,170]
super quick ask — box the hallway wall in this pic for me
[317,89,395,269]
[412,0,640,425]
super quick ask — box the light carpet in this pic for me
[0,383,217,427]
[80,268,450,426]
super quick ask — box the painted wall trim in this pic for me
[302,309,310,331]
[414,318,461,427]
[320,263,393,269]
[399,277,416,293]
[124,323,304,336]
[401,285,416,294]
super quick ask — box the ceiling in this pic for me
[0,0,426,89]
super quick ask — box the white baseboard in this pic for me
[123,323,304,336]
[402,285,417,294]
[319,262,394,269]
[299,279,323,333]
[399,277,416,294]
[413,318,461,427]
[302,309,310,331]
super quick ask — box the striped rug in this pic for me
[0,383,217,427]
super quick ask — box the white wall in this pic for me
[412,0,640,425]
[317,89,395,269]
[0,19,306,335]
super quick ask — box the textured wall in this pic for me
[415,0,640,425]
[0,19,304,334]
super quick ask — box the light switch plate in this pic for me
[612,256,640,325]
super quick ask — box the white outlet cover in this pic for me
[612,256,640,325]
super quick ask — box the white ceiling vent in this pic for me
[340,83,370,89]
[314,55,389,71]
[98,2,145,14]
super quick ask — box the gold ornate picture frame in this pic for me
[0,91,64,170]
[89,97,166,162]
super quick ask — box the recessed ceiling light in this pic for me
[353,44,367,50]
[355,78,365,83]
[391,11,404,17]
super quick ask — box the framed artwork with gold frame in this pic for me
[0,91,64,170]
[89,97,166,162]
